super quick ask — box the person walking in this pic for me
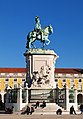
[26,106,30,115]
[80,104,83,114]
[70,106,76,114]
[30,106,34,115]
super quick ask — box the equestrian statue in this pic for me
[26,16,53,49]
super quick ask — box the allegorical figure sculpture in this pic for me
[26,16,53,49]
[31,65,51,87]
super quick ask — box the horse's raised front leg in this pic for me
[46,39,50,45]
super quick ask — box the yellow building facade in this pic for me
[0,67,83,109]
[0,68,26,106]
[55,68,83,106]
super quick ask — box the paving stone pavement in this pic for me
[0,114,83,119]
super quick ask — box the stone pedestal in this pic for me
[24,49,58,89]
[24,49,58,103]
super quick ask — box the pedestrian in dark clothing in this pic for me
[0,100,2,109]
[35,101,39,108]
[26,106,30,115]
[40,101,46,108]
[70,106,76,114]
[56,109,62,115]
[42,101,46,107]
[80,104,83,114]
[30,106,34,115]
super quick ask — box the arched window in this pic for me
[77,94,83,105]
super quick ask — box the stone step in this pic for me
[32,103,64,114]
[21,103,66,115]
[32,110,81,115]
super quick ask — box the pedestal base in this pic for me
[24,48,58,89]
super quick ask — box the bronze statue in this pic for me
[26,16,53,49]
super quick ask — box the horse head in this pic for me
[48,25,53,35]
[43,25,53,35]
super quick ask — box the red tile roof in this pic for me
[0,68,26,73]
[55,68,83,74]
[0,68,83,74]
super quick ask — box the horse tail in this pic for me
[26,40,30,49]
[26,34,30,48]
[27,34,30,42]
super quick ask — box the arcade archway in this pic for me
[77,94,83,105]
[0,94,2,109]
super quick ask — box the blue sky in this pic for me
[0,0,83,68]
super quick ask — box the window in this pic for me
[69,89,75,103]
[11,89,17,103]
[14,79,17,81]
[14,84,17,89]
[63,79,66,82]
[79,79,82,82]
[22,89,27,103]
[69,94,75,103]
[55,79,58,82]
[22,79,25,81]
[5,79,9,81]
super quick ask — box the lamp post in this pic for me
[56,84,59,104]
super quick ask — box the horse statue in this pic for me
[26,25,53,49]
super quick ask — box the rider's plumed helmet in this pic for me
[35,16,40,22]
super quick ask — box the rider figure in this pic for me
[34,16,42,38]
